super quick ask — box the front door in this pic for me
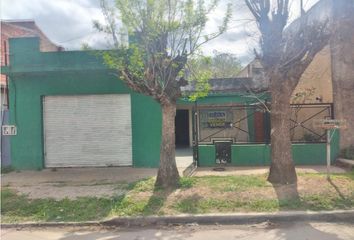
[175,109,190,147]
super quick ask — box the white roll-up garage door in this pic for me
[43,94,132,167]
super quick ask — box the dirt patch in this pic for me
[1,167,158,200]
[9,184,127,200]
[297,175,354,196]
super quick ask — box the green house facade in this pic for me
[3,37,164,169]
[2,37,340,170]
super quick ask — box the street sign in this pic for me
[313,119,347,129]
[313,119,346,180]
[2,125,17,135]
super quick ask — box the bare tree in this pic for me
[96,0,231,189]
[244,0,329,184]
[330,0,354,150]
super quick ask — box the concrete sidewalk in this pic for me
[176,147,194,168]
[194,165,347,176]
[1,167,159,199]
[1,167,158,186]
[2,165,346,186]
[2,148,193,187]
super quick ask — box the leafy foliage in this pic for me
[184,55,212,101]
[183,51,243,101]
[95,0,232,103]
[208,50,242,78]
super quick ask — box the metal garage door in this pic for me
[43,94,132,167]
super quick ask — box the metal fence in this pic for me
[192,103,333,145]
[289,104,332,143]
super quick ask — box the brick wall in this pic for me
[1,20,62,106]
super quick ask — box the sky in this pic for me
[1,0,319,65]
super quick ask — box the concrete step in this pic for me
[336,158,354,170]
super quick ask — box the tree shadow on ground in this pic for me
[142,186,174,215]
[173,194,203,214]
[271,176,353,211]
[271,182,300,202]
[327,177,346,200]
[268,221,348,240]
[58,227,191,240]
[259,181,347,240]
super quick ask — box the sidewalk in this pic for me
[2,149,193,187]
[194,166,346,176]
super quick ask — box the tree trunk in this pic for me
[268,79,297,184]
[330,0,354,150]
[155,102,180,189]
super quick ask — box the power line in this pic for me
[57,31,98,43]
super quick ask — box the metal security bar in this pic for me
[195,104,268,144]
[192,103,333,145]
[289,104,333,143]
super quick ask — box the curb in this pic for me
[2,210,354,229]
[1,221,102,229]
[102,210,354,227]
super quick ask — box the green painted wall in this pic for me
[6,37,161,170]
[292,144,326,165]
[198,145,216,167]
[131,93,161,167]
[198,140,340,167]
[7,38,107,74]
[178,92,270,106]
[232,144,271,166]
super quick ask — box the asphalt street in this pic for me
[2,221,354,240]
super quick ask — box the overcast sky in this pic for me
[1,0,319,65]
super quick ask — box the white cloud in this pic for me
[201,0,257,63]
[0,0,320,64]
[1,0,107,49]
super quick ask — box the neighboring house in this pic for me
[330,0,354,150]
[237,59,262,79]
[1,20,62,110]
[237,0,354,150]
[237,47,334,143]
